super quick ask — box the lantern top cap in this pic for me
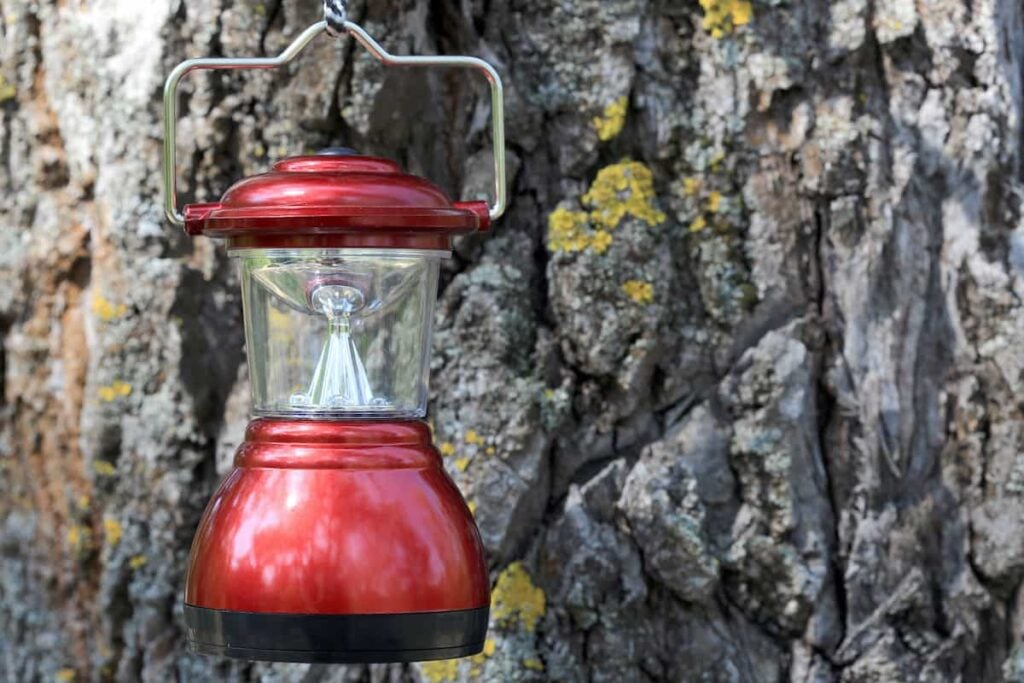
[183,152,489,250]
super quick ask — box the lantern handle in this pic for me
[163,20,507,227]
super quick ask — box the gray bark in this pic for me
[2,0,1024,681]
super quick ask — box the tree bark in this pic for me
[3,0,1024,681]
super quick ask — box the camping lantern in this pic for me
[162,14,505,664]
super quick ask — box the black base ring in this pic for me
[184,604,489,663]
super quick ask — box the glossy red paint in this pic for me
[183,154,490,248]
[185,419,489,614]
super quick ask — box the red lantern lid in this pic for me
[183,150,490,250]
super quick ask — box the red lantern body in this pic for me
[184,420,488,662]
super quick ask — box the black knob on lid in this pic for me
[316,146,360,156]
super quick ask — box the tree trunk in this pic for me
[3,0,1024,681]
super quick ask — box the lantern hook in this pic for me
[163,18,507,226]
[323,0,348,36]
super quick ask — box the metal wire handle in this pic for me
[163,20,507,227]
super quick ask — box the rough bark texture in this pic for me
[3,0,1024,681]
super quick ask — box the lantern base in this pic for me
[184,604,489,663]
[183,419,490,664]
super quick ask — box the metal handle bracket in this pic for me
[163,20,506,227]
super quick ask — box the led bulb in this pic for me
[288,284,376,410]
[311,284,365,320]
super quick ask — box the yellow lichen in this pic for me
[464,429,485,446]
[66,525,88,550]
[129,554,148,570]
[582,161,666,231]
[467,500,478,515]
[699,0,753,39]
[0,75,15,103]
[523,657,545,671]
[690,215,708,233]
[682,176,702,196]
[467,637,499,676]
[439,441,456,457]
[103,518,123,546]
[55,669,76,683]
[91,295,127,322]
[92,460,116,476]
[454,457,470,472]
[709,149,726,170]
[707,190,723,212]
[880,17,903,33]
[548,160,664,254]
[593,96,628,141]
[419,659,460,683]
[590,230,613,254]
[547,207,591,253]
[485,446,496,456]
[622,280,654,305]
[76,494,91,511]
[492,562,546,633]
[97,381,132,402]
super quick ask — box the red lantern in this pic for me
[162,16,505,664]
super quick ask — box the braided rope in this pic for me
[324,0,348,36]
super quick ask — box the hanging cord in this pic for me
[324,0,348,36]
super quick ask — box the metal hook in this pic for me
[163,20,507,227]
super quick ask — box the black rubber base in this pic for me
[184,604,489,663]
